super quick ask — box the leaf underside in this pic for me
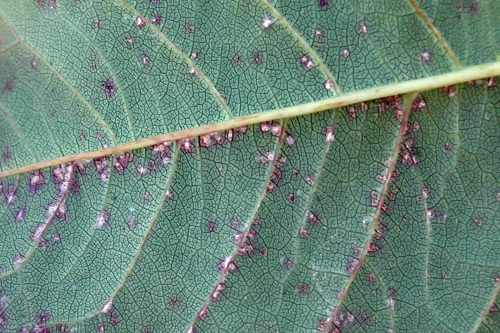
[0,1,500,332]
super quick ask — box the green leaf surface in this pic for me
[0,1,499,332]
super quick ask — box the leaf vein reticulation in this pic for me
[275,109,337,324]
[118,0,234,120]
[259,0,341,95]
[186,119,287,332]
[348,5,406,83]
[408,137,436,322]
[323,92,416,332]
[472,282,500,333]
[0,175,21,279]
[363,261,397,330]
[20,41,117,148]
[78,145,182,324]
[405,0,462,68]
[58,13,135,143]
[0,103,39,167]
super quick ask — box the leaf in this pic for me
[0,1,499,332]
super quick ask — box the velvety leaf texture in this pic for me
[0,1,499,332]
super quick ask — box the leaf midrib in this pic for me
[1,62,500,179]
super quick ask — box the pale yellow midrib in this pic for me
[1,61,500,179]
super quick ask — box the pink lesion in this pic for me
[1,147,12,163]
